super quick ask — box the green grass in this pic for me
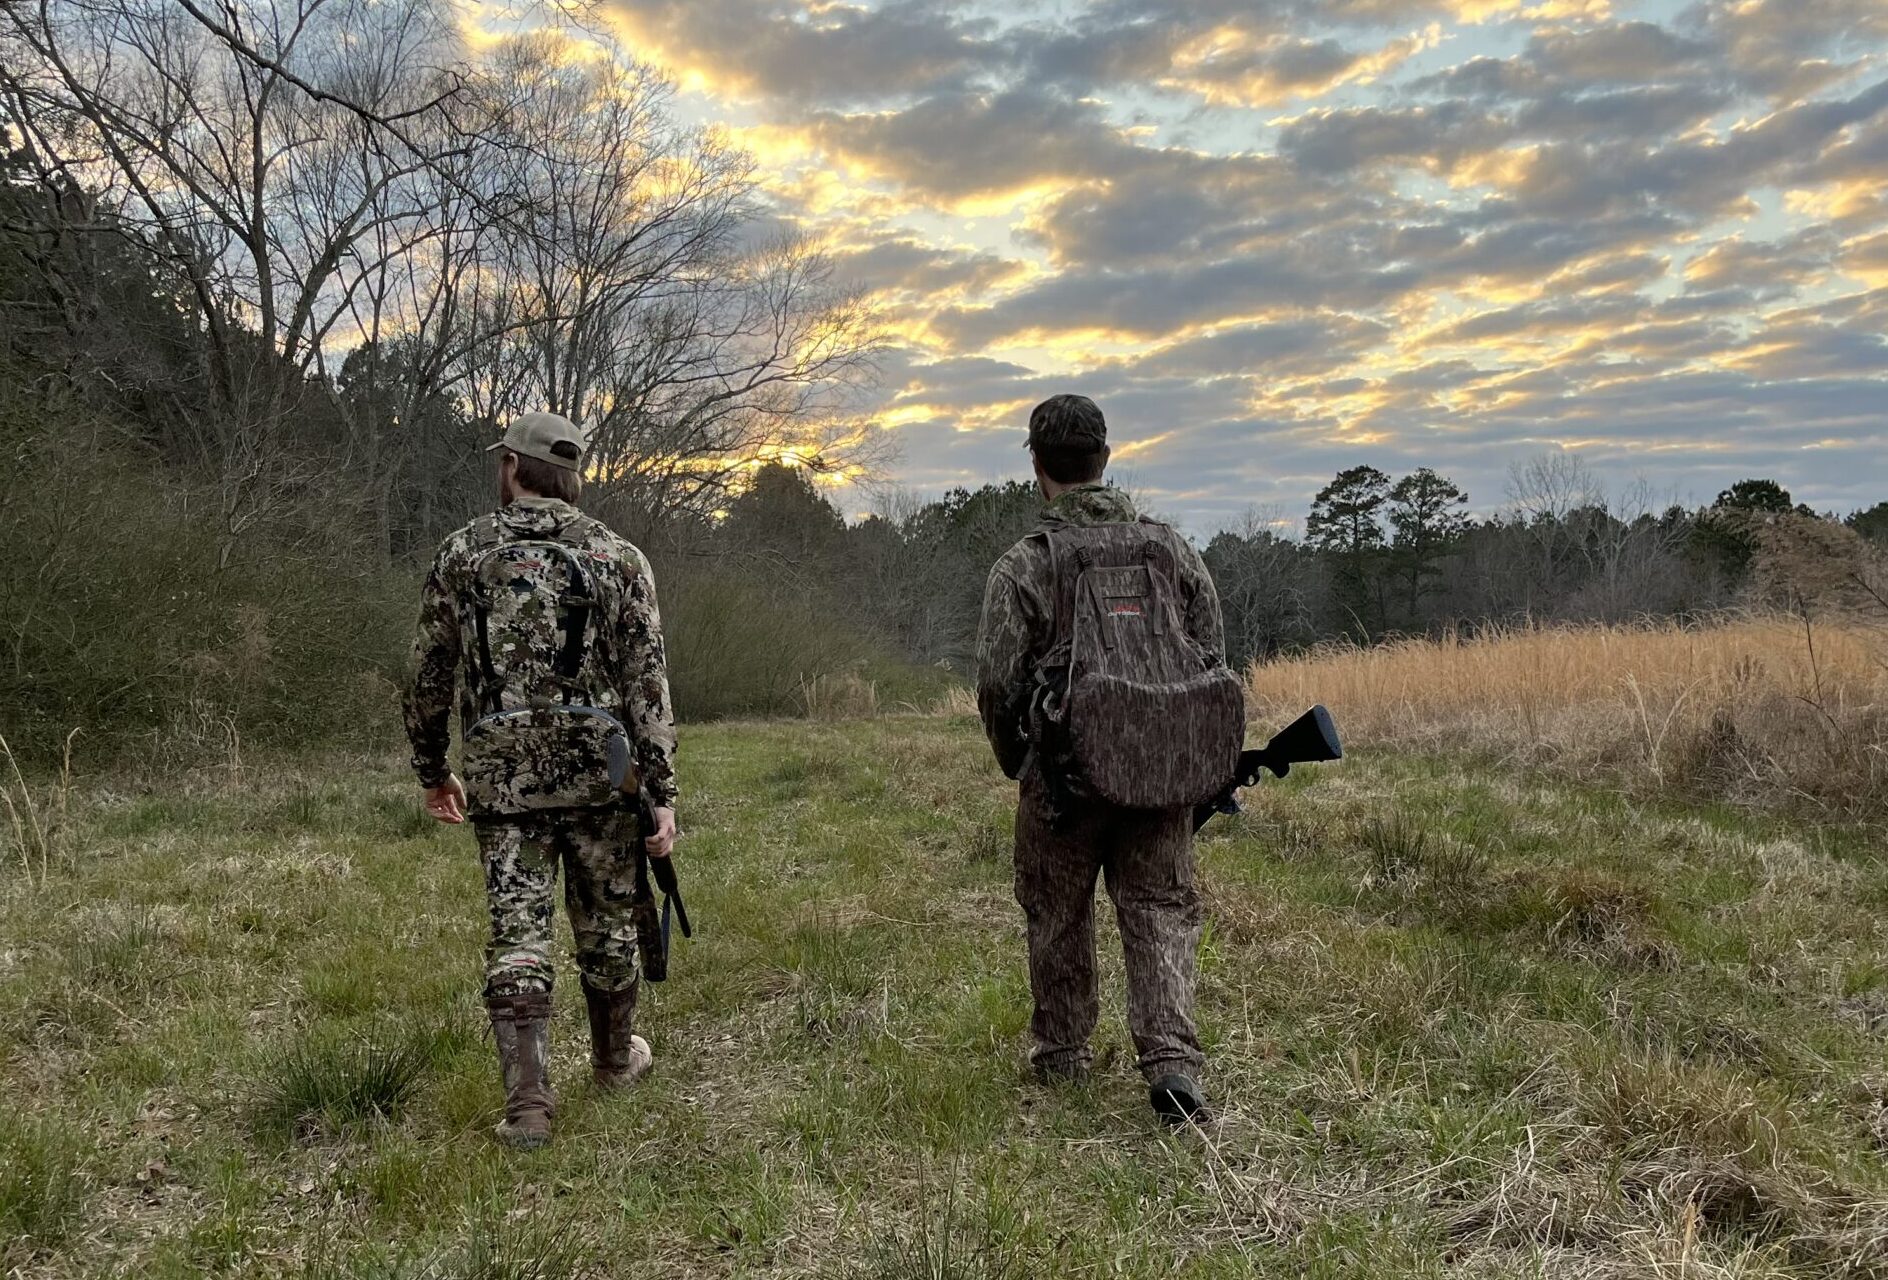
[3,718,1888,1275]
[248,1021,455,1142]
[0,1113,90,1266]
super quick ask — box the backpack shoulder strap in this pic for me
[466,516,508,556]
[540,522,603,701]
[1136,516,1186,594]
[550,512,602,549]
[1035,524,1094,651]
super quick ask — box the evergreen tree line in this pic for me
[1216,463,1888,668]
[690,461,1888,683]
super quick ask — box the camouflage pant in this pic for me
[474,808,640,999]
[1013,774,1204,1082]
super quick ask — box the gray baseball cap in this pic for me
[488,411,586,470]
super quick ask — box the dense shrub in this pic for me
[657,559,940,721]
[0,403,937,768]
[0,402,410,766]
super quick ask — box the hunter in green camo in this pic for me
[404,423,676,1145]
[479,809,640,998]
[404,495,676,812]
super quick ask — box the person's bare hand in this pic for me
[645,806,676,857]
[423,774,466,824]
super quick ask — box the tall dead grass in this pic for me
[800,671,881,721]
[1,730,78,890]
[1248,614,1888,823]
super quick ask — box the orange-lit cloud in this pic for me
[586,0,1888,528]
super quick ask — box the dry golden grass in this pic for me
[929,684,979,718]
[1248,614,1888,822]
[799,670,881,720]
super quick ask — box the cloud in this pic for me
[1683,231,1838,296]
[801,90,1134,203]
[1154,25,1445,107]
[1524,21,1712,86]
[1278,102,1510,173]
[603,0,1002,105]
[1690,0,1888,99]
[591,0,1888,526]
[828,236,1028,300]
[1839,231,1888,284]
[927,254,1421,349]
[1125,316,1391,378]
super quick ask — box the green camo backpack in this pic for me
[1032,519,1246,810]
[458,520,630,817]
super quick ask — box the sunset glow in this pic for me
[573,0,1885,532]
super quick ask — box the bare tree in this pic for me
[455,38,883,530]
[0,0,472,559]
[3,3,885,560]
[1204,507,1314,665]
[1505,451,1605,610]
[1565,478,1693,621]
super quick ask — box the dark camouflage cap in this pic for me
[1026,394,1106,451]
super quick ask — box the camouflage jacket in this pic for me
[975,484,1226,780]
[403,497,678,806]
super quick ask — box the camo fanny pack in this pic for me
[462,706,627,817]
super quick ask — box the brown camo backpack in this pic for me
[1032,519,1247,810]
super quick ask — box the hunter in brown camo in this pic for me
[976,395,1230,1112]
[1012,770,1203,1081]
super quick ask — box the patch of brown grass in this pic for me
[800,671,880,720]
[1248,615,1888,822]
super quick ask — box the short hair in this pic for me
[509,448,583,503]
[1033,442,1109,486]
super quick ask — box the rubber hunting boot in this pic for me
[487,992,555,1148]
[1149,1073,1210,1127]
[581,976,652,1090]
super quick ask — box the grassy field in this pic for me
[4,715,1888,1277]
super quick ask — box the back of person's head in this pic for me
[510,450,583,502]
[491,412,586,502]
[1027,394,1109,484]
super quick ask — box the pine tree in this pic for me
[1387,468,1470,626]
[1694,478,1797,586]
[1305,466,1390,639]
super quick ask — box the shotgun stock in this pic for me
[607,735,691,982]
[1193,705,1343,832]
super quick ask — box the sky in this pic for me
[578,0,1886,534]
